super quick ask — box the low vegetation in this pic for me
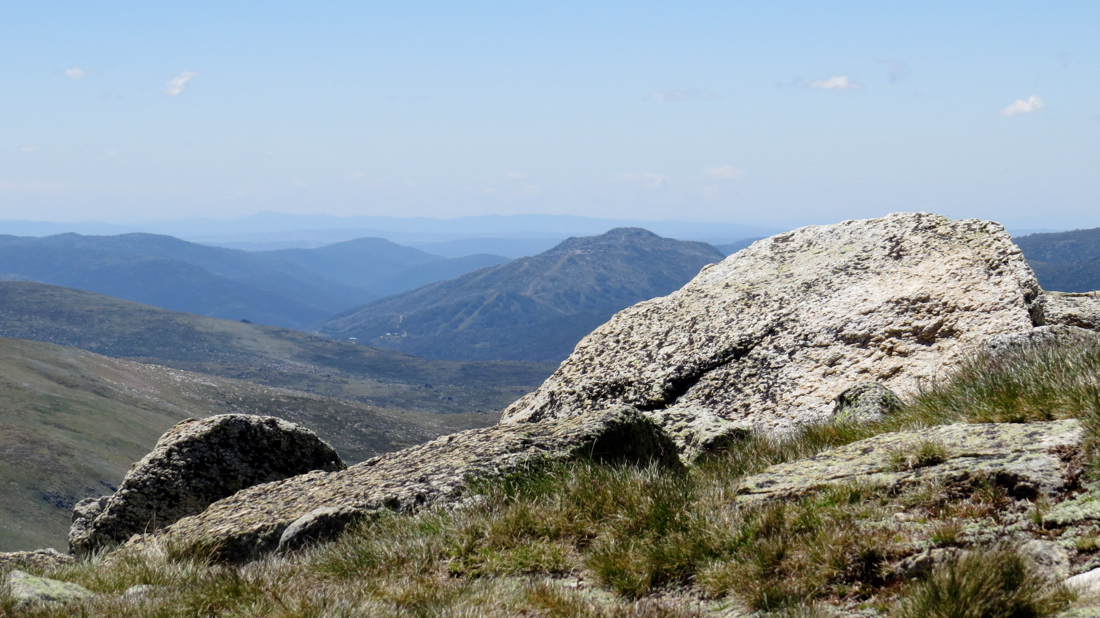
[5,332,1100,616]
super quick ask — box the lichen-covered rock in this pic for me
[1039,291,1100,332]
[736,420,1082,502]
[0,549,73,572]
[832,381,902,422]
[1046,482,1100,527]
[1019,539,1071,581]
[501,213,1041,452]
[69,414,345,558]
[5,569,93,608]
[138,406,680,562]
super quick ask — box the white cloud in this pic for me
[347,171,365,180]
[809,75,861,90]
[1001,95,1044,116]
[619,172,669,188]
[704,165,745,180]
[520,185,539,196]
[106,150,119,156]
[650,90,717,102]
[20,145,38,152]
[64,67,87,80]
[507,171,528,179]
[164,70,199,96]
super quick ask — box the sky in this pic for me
[1,1,1098,229]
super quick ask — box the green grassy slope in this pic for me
[0,281,555,417]
[319,228,726,362]
[0,337,453,552]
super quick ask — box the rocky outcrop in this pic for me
[69,415,345,557]
[4,570,93,609]
[1040,291,1100,331]
[0,549,73,572]
[502,213,1043,454]
[135,406,679,561]
[735,420,1082,502]
[832,381,902,422]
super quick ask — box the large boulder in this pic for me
[133,406,679,562]
[501,213,1043,456]
[0,549,73,572]
[69,415,345,557]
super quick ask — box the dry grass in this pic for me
[895,545,1074,618]
[5,333,1100,616]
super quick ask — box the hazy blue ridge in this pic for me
[0,233,517,328]
[1014,228,1100,293]
[0,235,330,328]
[714,237,765,256]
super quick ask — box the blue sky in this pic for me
[2,1,1097,229]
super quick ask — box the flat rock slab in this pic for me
[501,213,1041,454]
[5,569,93,608]
[0,549,73,572]
[1042,291,1100,331]
[736,420,1082,502]
[139,407,680,562]
[70,414,345,558]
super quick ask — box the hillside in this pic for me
[0,282,555,418]
[0,234,510,329]
[0,233,367,328]
[0,337,446,551]
[319,228,726,362]
[1015,227,1100,292]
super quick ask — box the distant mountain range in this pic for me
[0,234,507,329]
[1014,228,1100,293]
[0,212,779,251]
[320,228,727,362]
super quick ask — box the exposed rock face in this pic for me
[137,407,679,561]
[0,549,73,572]
[735,420,1082,502]
[1040,291,1100,331]
[501,213,1042,453]
[69,415,345,558]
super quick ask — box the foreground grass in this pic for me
[5,330,1100,616]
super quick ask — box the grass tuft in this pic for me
[889,438,951,472]
[894,544,1074,618]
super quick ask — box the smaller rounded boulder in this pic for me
[69,414,345,557]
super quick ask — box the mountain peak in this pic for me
[319,229,725,362]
